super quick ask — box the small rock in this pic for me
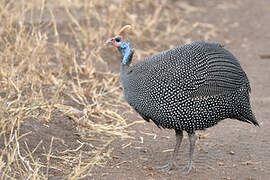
[241,160,253,166]
[229,151,235,155]
[218,162,224,166]
[145,166,154,170]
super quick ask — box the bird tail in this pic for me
[233,88,259,126]
[237,109,259,126]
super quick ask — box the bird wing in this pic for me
[126,41,250,100]
[182,42,250,98]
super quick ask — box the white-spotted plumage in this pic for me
[120,41,258,133]
[116,41,258,174]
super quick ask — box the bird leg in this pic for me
[180,132,197,174]
[153,130,183,171]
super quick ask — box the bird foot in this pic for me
[180,163,193,174]
[168,163,193,175]
[153,162,178,171]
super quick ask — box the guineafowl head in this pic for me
[106,36,133,65]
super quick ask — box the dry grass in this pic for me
[0,0,217,179]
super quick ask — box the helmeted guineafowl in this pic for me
[107,36,259,174]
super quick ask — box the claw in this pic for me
[181,163,193,174]
[166,163,194,175]
[153,162,177,171]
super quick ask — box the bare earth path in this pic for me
[92,0,270,179]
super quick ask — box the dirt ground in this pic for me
[92,1,270,180]
[1,0,270,179]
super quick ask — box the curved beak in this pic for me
[105,37,121,48]
[105,38,113,46]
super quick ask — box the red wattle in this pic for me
[112,40,121,47]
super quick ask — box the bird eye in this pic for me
[115,37,121,42]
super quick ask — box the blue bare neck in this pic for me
[117,41,132,65]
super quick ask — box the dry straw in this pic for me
[0,0,217,178]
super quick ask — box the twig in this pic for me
[46,137,54,179]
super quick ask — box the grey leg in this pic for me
[181,132,197,174]
[154,130,183,170]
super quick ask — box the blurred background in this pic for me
[0,0,269,179]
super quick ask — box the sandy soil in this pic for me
[91,0,270,179]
